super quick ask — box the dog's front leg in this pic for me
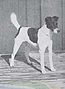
[39,49,46,74]
[38,38,47,74]
[48,40,56,71]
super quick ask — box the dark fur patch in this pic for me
[27,28,39,43]
[52,16,59,21]
[15,26,22,38]
[45,16,59,31]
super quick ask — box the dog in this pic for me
[9,12,60,74]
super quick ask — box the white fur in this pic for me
[9,12,56,74]
[54,28,59,33]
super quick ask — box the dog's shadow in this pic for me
[1,42,51,73]
[1,54,42,73]
[1,54,51,73]
[1,54,11,65]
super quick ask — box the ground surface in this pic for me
[0,42,65,89]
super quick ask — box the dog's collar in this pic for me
[15,26,22,38]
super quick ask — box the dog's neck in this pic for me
[43,24,53,40]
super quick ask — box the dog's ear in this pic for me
[45,17,52,24]
[52,16,59,21]
[45,16,54,31]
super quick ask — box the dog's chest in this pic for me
[38,25,51,40]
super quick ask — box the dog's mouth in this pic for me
[53,28,60,33]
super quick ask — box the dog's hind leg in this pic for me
[9,37,23,67]
[48,40,56,71]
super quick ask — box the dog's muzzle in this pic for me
[54,28,60,33]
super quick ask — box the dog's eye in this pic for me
[56,23,58,25]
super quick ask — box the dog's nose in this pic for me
[57,30,60,33]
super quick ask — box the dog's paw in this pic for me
[32,43,37,47]
[9,58,14,67]
[27,59,32,64]
[51,67,56,72]
[41,69,46,74]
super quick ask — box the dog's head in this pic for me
[45,16,60,33]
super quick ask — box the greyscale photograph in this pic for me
[0,0,65,89]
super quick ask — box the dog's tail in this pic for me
[10,12,20,30]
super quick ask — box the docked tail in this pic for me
[10,12,20,30]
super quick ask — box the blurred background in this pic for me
[0,0,64,54]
